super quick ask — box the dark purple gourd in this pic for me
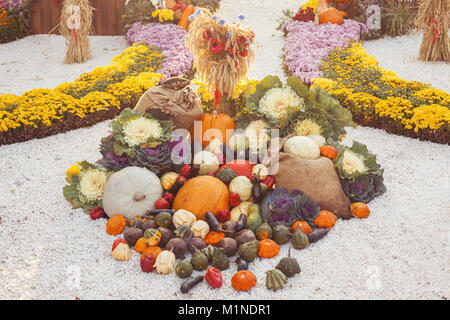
[180,275,204,294]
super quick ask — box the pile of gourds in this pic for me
[92,152,370,294]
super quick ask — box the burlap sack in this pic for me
[263,136,352,219]
[134,80,204,130]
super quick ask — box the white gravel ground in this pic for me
[0,0,449,300]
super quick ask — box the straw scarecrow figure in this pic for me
[186,9,256,115]
[415,0,450,62]
[60,0,93,64]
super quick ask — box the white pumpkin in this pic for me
[154,250,176,275]
[230,201,253,223]
[307,134,326,148]
[191,220,210,238]
[173,209,197,228]
[283,136,320,159]
[102,166,163,221]
[193,150,220,175]
[112,243,131,261]
[229,176,253,201]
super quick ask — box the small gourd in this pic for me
[141,246,162,260]
[229,176,253,201]
[123,227,144,247]
[134,238,147,253]
[211,249,230,271]
[266,269,287,292]
[291,229,309,250]
[165,238,187,259]
[291,220,312,235]
[215,167,238,185]
[112,243,131,261]
[252,164,268,180]
[272,225,292,245]
[320,145,338,159]
[154,250,176,274]
[106,215,127,236]
[129,216,146,229]
[245,204,262,232]
[191,248,209,271]
[155,211,173,228]
[314,210,337,228]
[173,209,197,228]
[193,151,220,175]
[276,248,301,278]
[143,228,161,246]
[174,224,192,240]
[230,201,253,222]
[256,222,272,240]
[175,260,193,279]
[217,238,238,257]
[231,270,257,291]
[204,231,225,246]
[191,220,210,238]
[238,240,259,263]
[188,237,207,254]
[258,239,280,258]
[350,202,370,218]
[161,172,179,191]
[202,245,218,263]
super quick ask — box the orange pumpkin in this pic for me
[204,231,225,246]
[141,246,163,260]
[134,238,147,253]
[314,210,338,228]
[257,239,280,258]
[231,270,257,291]
[350,202,371,218]
[191,111,236,148]
[106,215,127,236]
[291,220,312,235]
[173,176,230,220]
[177,4,195,29]
[320,145,338,160]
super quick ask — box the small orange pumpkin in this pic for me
[204,231,225,246]
[350,202,371,218]
[191,111,236,148]
[134,238,147,253]
[320,145,338,160]
[291,220,312,235]
[106,215,127,236]
[257,239,280,258]
[314,210,338,228]
[141,246,163,260]
[231,270,257,291]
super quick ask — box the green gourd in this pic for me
[266,269,287,292]
[174,224,192,240]
[211,249,230,271]
[238,240,259,263]
[292,229,309,250]
[202,245,218,263]
[255,222,272,240]
[175,260,193,279]
[272,225,291,245]
[276,248,301,278]
[155,211,173,228]
[245,204,262,232]
[143,228,161,246]
[190,248,209,271]
[215,167,237,185]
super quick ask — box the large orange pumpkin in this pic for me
[191,111,236,148]
[217,160,255,179]
[172,176,230,220]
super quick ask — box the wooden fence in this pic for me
[31,0,126,36]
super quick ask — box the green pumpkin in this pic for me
[255,222,272,240]
[245,204,262,232]
[175,260,193,279]
[215,167,237,185]
[238,240,259,263]
[272,225,291,245]
[174,224,192,240]
[266,269,287,292]
[155,212,173,228]
[292,229,309,250]
[129,216,146,229]
[276,248,301,278]
[201,245,218,263]
[190,248,209,271]
[211,249,230,271]
[143,228,161,246]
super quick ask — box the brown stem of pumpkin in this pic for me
[133,193,146,201]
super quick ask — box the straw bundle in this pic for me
[186,9,255,113]
[60,0,93,64]
[414,0,450,62]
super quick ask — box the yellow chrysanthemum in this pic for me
[66,165,81,184]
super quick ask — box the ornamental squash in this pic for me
[106,215,127,236]
[173,176,230,221]
[191,111,236,148]
[218,160,255,179]
[314,210,338,228]
[258,239,280,258]
[231,270,257,291]
[102,167,163,221]
[350,202,370,218]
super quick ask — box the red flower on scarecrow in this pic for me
[236,35,247,45]
[209,38,224,54]
[239,48,248,57]
[203,29,212,41]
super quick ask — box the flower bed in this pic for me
[0,44,165,146]
[0,0,31,44]
[127,22,193,78]
[282,20,367,85]
[312,43,450,144]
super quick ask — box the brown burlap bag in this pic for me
[134,79,204,130]
[263,136,352,219]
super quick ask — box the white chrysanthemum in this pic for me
[259,86,304,121]
[123,118,163,147]
[79,169,107,202]
[294,119,322,136]
[342,150,367,175]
